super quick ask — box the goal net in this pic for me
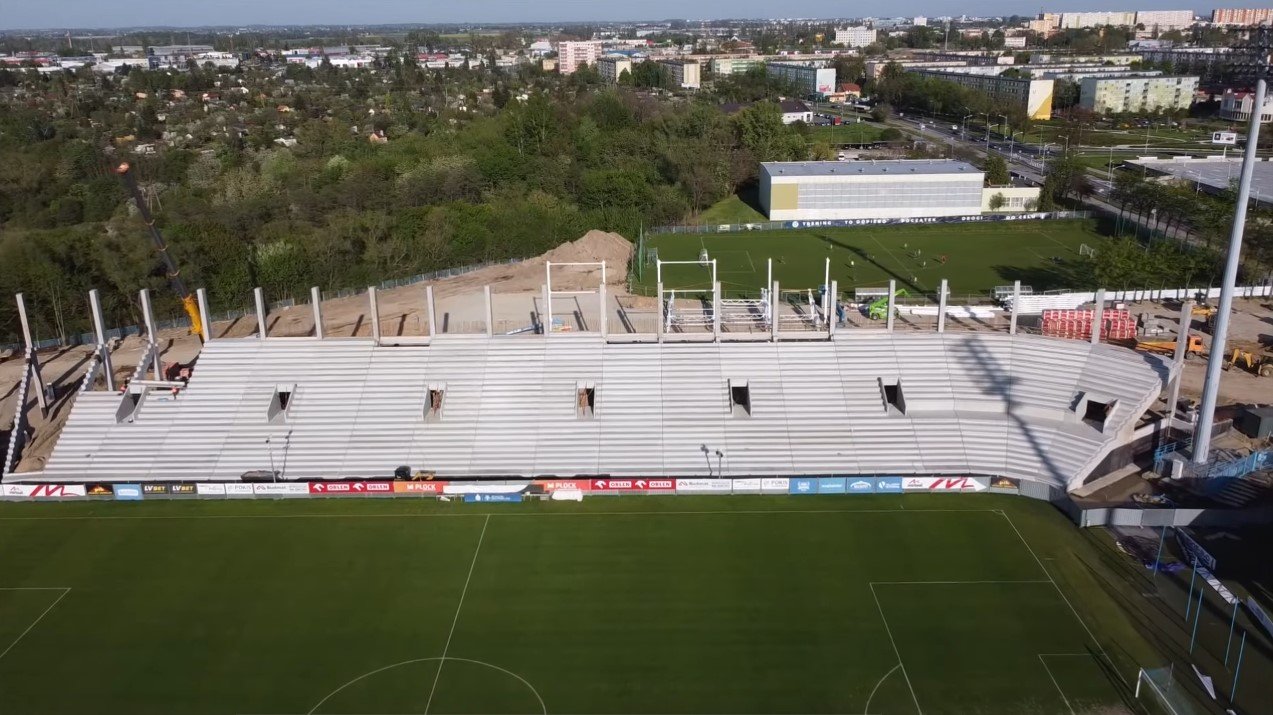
[1134,667,1207,715]
[1079,243,1097,258]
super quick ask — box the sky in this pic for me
[2,1,1263,32]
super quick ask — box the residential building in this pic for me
[1078,75,1199,114]
[720,99,813,125]
[913,16,928,27]
[1028,13,1062,34]
[1059,11,1137,29]
[597,57,632,83]
[1133,10,1195,31]
[761,160,1012,221]
[711,57,764,75]
[1220,89,1273,123]
[1003,36,1027,49]
[659,59,701,89]
[557,40,602,74]
[835,26,878,48]
[912,69,1055,120]
[1137,46,1231,73]
[767,62,839,97]
[1212,8,1273,25]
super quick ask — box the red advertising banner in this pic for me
[534,480,593,492]
[309,481,397,495]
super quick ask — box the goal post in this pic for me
[1079,243,1096,258]
[1134,667,1206,715]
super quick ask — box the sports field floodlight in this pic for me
[1194,24,1273,465]
[700,444,712,476]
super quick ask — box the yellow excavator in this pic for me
[1223,341,1273,377]
[115,162,203,341]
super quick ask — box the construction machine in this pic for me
[115,162,203,341]
[868,288,909,321]
[1223,341,1273,377]
[1120,333,1205,358]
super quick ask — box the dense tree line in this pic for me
[0,64,811,343]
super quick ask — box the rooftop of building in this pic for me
[761,160,981,178]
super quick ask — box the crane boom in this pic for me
[114,162,203,340]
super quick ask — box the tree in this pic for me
[870,103,892,122]
[988,192,1007,211]
[983,155,1010,186]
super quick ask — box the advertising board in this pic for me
[533,480,592,493]
[902,477,987,492]
[676,479,732,493]
[142,484,169,495]
[253,483,309,496]
[444,483,532,495]
[846,478,874,494]
[731,478,762,492]
[1176,530,1217,572]
[464,493,523,503]
[1249,597,1273,639]
[761,478,790,493]
[393,481,448,494]
[85,484,113,497]
[874,477,903,493]
[1196,566,1238,605]
[224,483,255,497]
[169,484,197,495]
[112,484,143,501]
[989,476,1020,490]
[2,484,88,498]
[789,478,818,495]
[590,479,676,492]
[196,483,227,496]
[818,477,847,494]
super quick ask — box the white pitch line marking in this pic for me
[863,662,900,715]
[424,514,490,714]
[1038,654,1077,715]
[0,587,71,661]
[869,583,923,715]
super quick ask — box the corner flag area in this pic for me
[0,495,1159,714]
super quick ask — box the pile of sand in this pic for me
[539,230,633,282]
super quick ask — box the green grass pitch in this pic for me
[638,220,1106,298]
[0,495,1174,714]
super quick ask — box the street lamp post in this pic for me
[961,113,975,140]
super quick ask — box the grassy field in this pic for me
[638,219,1107,298]
[808,122,885,145]
[691,194,766,225]
[0,494,1207,714]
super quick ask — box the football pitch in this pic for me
[637,220,1105,298]
[0,495,1163,714]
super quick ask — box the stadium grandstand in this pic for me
[3,271,1172,492]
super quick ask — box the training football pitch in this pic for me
[0,495,1167,714]
[636,220,1105,298]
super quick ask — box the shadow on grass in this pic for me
[991,260,1091,294]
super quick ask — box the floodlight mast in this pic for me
[1193,26,1272,465]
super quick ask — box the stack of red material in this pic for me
[1041,309,1135,341]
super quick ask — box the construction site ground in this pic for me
[7,229,1273,480]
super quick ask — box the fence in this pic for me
[2,257,525,353]
[648,210,1092,236]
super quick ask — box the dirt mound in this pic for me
[540,230,633,281]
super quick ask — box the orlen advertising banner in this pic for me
[590,478,676,492]
[675,479,732,493]
[2,484,87,499]
[901,476,988,492]
[307,481,393,496]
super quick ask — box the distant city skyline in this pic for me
[4,1,1271,32]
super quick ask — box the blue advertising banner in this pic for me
[464,493,523,503]
[789,478,819,495]
[113,484,144,501]
[875,477,903,494]
[818,477,847,494]
[846,478,875,494]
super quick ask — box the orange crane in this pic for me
[114,162,203,341]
